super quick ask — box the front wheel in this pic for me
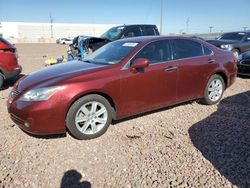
[200,74,225,105]
[66,94,113,140]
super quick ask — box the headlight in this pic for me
[238,54,243,61]
[19,86,64,101]
[220,44,230,49]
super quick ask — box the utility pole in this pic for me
[160,0,163,35]
[243,26,248,31]
[49,12,54,38]
[186,17,190,34]
[209,26,214,34]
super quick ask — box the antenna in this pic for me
[49,12,54,38]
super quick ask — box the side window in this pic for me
[143,27,156,36]
[203,46,213,56]
[131,40,172,65]
[173,39,203,60]
[123,27,142,38]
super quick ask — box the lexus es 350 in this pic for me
[7,36,237,139]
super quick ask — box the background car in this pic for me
[207,31,250,58]
[7,36,237,140]
[238,51,250,76]
[56,38,73,45]
[0,37,22,88]
[70,24,160,59]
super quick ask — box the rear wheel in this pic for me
[66,94,113,140]
[200,74,225,105]
[0,73,4,88]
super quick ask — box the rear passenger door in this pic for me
[241,33,250,53]
[172,39,216,102]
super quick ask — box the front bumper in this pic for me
[7,93,66,135]
[237,59,250,76]
[4,65,22,79]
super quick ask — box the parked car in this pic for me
[69,24,160,60]
[56,38,73,45]
[207,31,250,58]
[238,51,250,76]
[7,36,237,139]
[0,38,22,88]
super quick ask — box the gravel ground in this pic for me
[0,44,249,188]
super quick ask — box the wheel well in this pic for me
[215,72,228,87]
[232,48,240,53]
[68,92,117,119]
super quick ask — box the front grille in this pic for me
[241,60,250,65]
[10,90,20,99]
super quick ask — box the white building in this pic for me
[0,21,118,43]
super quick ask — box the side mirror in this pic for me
[130,58,149,73]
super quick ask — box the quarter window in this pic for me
[173,39,203,60]
[131,40,172,65]
[203,46,213,56]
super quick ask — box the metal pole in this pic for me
[50,13,53,38]
[160,0,163,35]
[243,26,247,31]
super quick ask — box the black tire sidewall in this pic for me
[0,74,4,88]
[66,94,113,140]
[203,74,225,105]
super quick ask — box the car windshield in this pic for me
[101,26,125,41]
[218,32,245,41]
[84,40,139,65]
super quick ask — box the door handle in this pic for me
[208,59,215,64]
[165,66,177,72]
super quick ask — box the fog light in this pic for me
[24,122,30,128]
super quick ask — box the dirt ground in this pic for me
[0,44,250,188]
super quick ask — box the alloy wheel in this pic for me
[74,101,108,135]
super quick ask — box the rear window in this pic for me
[0,37,13,47]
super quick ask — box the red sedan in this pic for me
[7,36,237,139]
[0,38,22,88]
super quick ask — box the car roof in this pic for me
[115,24,157,28]
[117,35,201,43]
[222,31,250,34]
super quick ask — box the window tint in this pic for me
[203,46,213,56]
[219,32,245,41]
[143,27,155,35]
[123,27,142,38]
[131,40,172,64]
[173,39,203,60]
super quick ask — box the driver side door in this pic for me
[119,40,178,117]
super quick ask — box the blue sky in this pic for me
[0,0,249,34]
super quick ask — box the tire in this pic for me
[0,73,4,89]
[232,49,240,59]
[66,94,113,140]
[200,74,225,105]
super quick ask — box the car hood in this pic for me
[206,39,236,47]
[240,51,250,59]
[17,61,107,91]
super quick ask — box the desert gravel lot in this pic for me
[0,44,250,188]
